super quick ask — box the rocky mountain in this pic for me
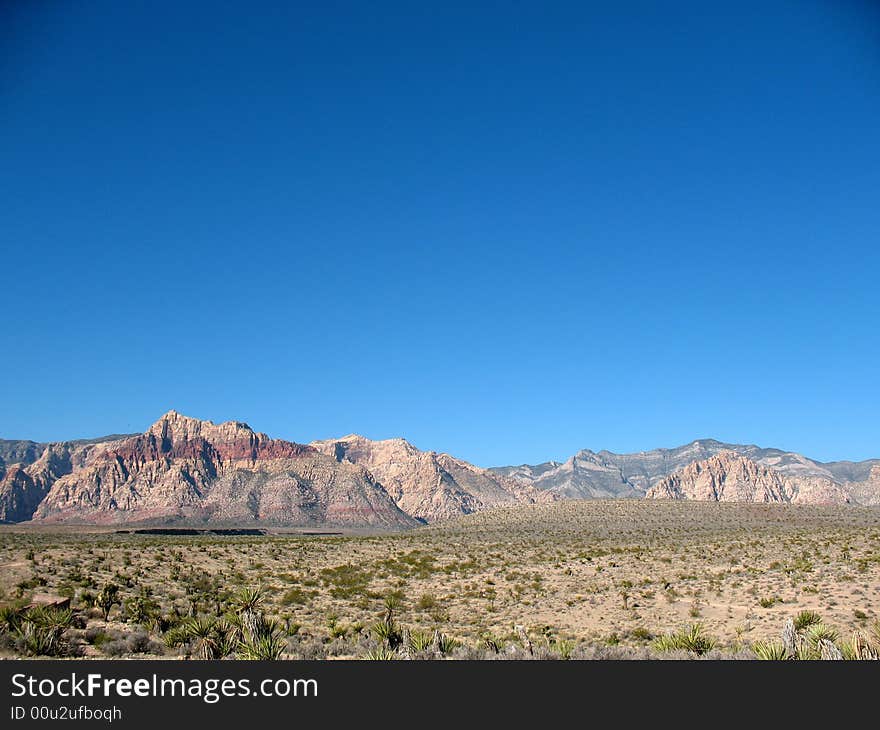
[0,434,137,473]
[2,418,878,524]
[5,412,415,528]
[845,465,880,507]
[0,440,45,471]
[310,434,549,522]
[645,451,852,504]
[0,436,136,522]
[494,439,880,505]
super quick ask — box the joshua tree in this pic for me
[232,587,265,639]
[95,583,121,622]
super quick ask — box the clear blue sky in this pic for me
[2,1,879,466]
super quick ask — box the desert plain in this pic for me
[1,500,878,660]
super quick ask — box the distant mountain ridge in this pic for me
[1,417,878,525]
[644,451,853,504]
[491,439,880,504]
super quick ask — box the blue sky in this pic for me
[2,1,879,466]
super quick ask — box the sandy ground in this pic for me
[1,500,878,656]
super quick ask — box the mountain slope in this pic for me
[645,452,852,504]
[28,412,415,528]
[310,434,548,522]
[3,420,878,522]
[0,437,131,523]
[494,439,880,504]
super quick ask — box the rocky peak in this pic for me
[311,433,538,522]
[148,410,258,444]
[646,451,851,504]
[30,412,412,528]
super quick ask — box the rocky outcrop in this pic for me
[845,465,880,506]
[494,439,879,504]
[310,434,549,522]
[645,452,852,504]
[493,440,746,498]
[30,412,415,528]
[0,442,112,523]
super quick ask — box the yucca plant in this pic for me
[793,610,823,632]
[869,619,880,654]
[238,633,286,660]
[372,619,403,649]
[232,587,265,614]
[181,616,221,660]
[436,632,459,655]
[844,631,880,661]
[162,625,190,648]
[252,616,283,641]
[232,587,265,639]
[482,633,504,654]
[27,605,73,631]
[815,639,843,660]
[15,622,59,656]
[651,634,680,653]
[652,624,716,655]
[408,629,433,653]
[553,638,575,660]
[753,639,787,660]
[364,648,397,660]
[806,623,838,650]
[214,620,242,658]
[220,611,245,642]
[13,605,74,657]
[0,604,26,634]
[383,594,402,619]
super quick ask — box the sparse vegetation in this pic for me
[1,501,879,660]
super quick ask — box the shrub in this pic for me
[84,627,110,646]
[127,631,163,655]
[280,588,312,606]
[364,648,397,660]
[372,619,402,649]
[408,630,433,653]
[238,633,286,660]
[0,604,26,634]
[100,640,129,657]
[552,639,575,659]
[793,610,822,632]
[652,624,716,656]
[753,639,787,660]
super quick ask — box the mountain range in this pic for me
[1,411,878,526]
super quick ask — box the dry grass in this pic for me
[1,500,878,659]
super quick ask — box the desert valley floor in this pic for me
[2,500,879,660]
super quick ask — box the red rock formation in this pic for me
[30,411,415,528]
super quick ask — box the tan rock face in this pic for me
[30,412,415,528]
[0,443,82,522]
[645,451,851,504]
[310,434,548,522]
[2,418,876,523]
[845,465,880,506]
